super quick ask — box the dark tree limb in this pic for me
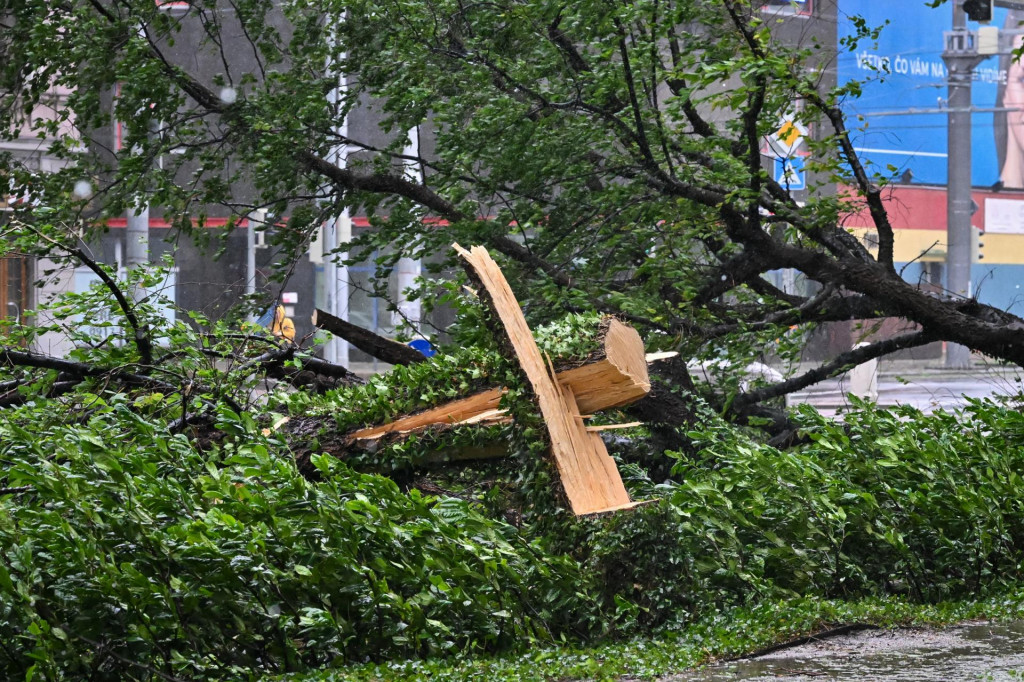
[16,221,154,368]
[795,83,896,269]
[0,347,244,411]
[0,380,80,408]
[699,284,840,339]
[766,242,1024,365]
[312,308,426,366]
[547,12,592,75]
[235,344,365,389]
[733,623,880,661]
[732,330,933,410]
[624,354,701,457]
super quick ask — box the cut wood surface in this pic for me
[557,319,650,412]
[454,243,640,516]
[350,389,505,440]
[313,308,426,367]
[349,318,651,441]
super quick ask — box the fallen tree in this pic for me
[285,309,658,484]
[7,1,1024,677]
[5,322,1024,679]
[2,237,1024,679]
[287,263,662,510]
[347,317,651,440]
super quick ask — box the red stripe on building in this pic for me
[842,184,1024,231]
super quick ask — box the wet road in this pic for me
[666,622,1024,681]
[657,370,1024,681]
[787,366,1024,417]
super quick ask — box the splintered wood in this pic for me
[453,243,643,516]
[557,319,650,412]
[350,389,507,440]
[349,320,651,441]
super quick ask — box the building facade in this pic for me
[838,1,1024,317]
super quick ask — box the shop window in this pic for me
[761,0,812,17]
[73,266,176,343]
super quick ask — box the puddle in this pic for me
[666,622,1024,681]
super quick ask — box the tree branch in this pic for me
[312,308,426,366]
[18,222,154,367]
[732,330,933,409]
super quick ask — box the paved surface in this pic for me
[663,622,1024,681]
[654,368,1024,681]
[786,362,1024,417]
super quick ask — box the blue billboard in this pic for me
[837,2,1015,187]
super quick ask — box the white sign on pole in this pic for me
[768,115,808,157]
[985,197,1024,234]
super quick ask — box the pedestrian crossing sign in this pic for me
[774,156,805,191]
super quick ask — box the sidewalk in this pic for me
[785,358,1024,416]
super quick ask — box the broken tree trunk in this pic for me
[282,324,655,480]
[349,317,651,441]
[282,254,658,507]
[312,308,427,367]
[454,243,643,516]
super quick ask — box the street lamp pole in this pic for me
[943,5,983,368]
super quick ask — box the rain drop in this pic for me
[219,87,238,105]
[72,180,92,199]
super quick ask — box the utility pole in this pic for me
[125,206,149,271]
[943,5,984,368]
[125,205,149,303]
[125,24,153,305]
[395,125,423,336]
[246,208,267,321]
[323,36,350,367]
[246,211,256,304]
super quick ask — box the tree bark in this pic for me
[312,308,427,366]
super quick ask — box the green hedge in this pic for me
[4,377,1024,679]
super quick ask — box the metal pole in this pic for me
[395,126,423,335]
[246,213,256,301]
[323,26,350,367]
[246,209,265,322]
[335,210,351,368]
[943,7,980,368]
[323,223,337,365]
[125,23,152,305]
[125,204,149,303]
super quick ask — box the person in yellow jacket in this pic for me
[269,305,295,342]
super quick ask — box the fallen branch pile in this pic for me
[294,245,657,515]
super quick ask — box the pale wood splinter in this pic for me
[453,243,645,516]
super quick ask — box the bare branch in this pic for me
[18,222,154,368]
[733,330,933,408]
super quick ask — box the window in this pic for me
[73,266,176,343]
[760,0,812,17]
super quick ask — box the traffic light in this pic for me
[971,226,986,262]
[963,0,993,23]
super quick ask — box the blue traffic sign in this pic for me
[774,156,805,191]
